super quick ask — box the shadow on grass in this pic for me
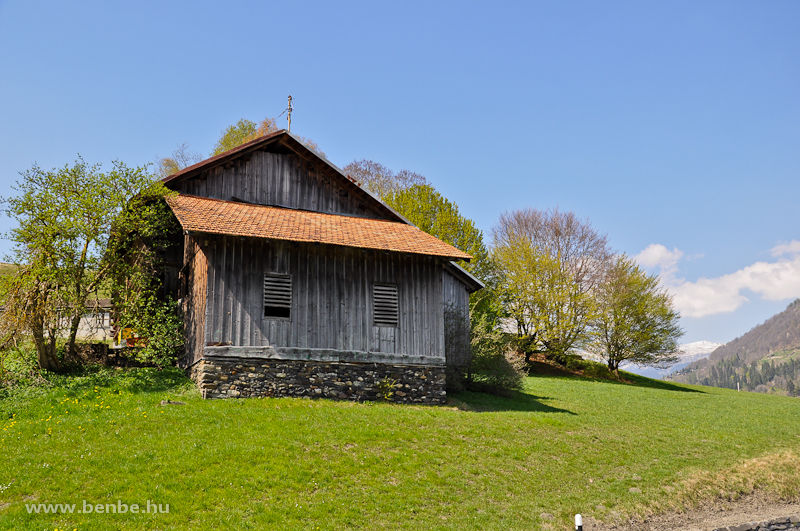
[450,389,577,414]
[620,372,705,393]
[526,360,705,394]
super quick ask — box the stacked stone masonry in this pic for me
[711,517,800,531]
[189,356,447,404]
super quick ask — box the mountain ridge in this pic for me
[669,299,800,394]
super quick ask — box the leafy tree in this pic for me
[384,182,522,395]
[588,255,683,374]
[343,159,428,199]
[385,185,488,277]
[492,208,612,364]
[0,158,158,369]
[211,117,323,157]
[384,184,501,317]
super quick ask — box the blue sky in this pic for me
[0,1,798,344]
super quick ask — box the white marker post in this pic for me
[575,513,583,531]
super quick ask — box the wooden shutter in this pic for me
[373,284,398,327]
[264,273,292,318]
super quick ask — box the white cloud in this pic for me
[636,243,800,318]
[634,244,684,274]
[771,240,800,257]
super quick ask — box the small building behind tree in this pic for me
[161,130,481,402]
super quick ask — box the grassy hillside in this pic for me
[2,369,800,530]
[671,300,800,394]
[0,263,18,278]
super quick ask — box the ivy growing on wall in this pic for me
[106,185,184,368]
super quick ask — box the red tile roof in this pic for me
[166,194,472,261]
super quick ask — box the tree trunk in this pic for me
[66,239,90,359]
[31,317,60,372]
[66,312,81,361]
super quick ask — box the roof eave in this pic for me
[444,261,484,293]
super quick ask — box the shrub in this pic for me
[467,312,524,395]
[444,303,471,393]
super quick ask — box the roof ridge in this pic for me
[161,130,414,227]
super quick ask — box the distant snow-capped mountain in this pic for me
[675,340,724,364]
[620,340,723,379]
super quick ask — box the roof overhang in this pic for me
[444,261,484,293]
[167,194,472,261]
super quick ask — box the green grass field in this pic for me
[2,368,800,530]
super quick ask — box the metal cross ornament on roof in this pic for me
[287,95,293,132]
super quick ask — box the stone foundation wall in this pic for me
[188,356,447,404]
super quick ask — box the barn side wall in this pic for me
[196,234,446,362]
[189,356,446,404]
[442,269,471,369]
[176,152,385,219]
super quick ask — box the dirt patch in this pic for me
[585,492,800,531]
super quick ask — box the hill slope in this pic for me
[670,299,800,393]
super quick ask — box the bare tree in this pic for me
[155,143,203,178]
[342,159,428,199]
[492,207,612,363]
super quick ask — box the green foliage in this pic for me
[384,184,501,318]
[106,187,184,368]
[120,296,183,368]
[494,233,594,363]
[385,184,489,278]
[211,117,322,157]
[492,208,611,364]
[588,255,683,372]
[212,119,260,155]
[0,157,158,369]
[0,343,44,392]
[467,311,524,394]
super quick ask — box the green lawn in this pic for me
[2,368,800,530]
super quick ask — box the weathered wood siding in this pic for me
[443,269,470,315]
[200,235,445,360]
[181,235,208,367]
[443,269,471,367]
[176,152,385,219]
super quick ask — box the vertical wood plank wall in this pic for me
[442,269,470,315]
[442,269,471,366]
[198,235,446,359]
[177,152,384,220]
[181,235,208,366]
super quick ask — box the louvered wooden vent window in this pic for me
[263,273,292,318]
[373,284,398,327]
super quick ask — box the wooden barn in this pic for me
[162,130,482,403]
